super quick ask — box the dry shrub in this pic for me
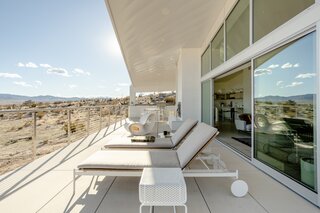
[37,111,46,119]
[24,120,32,128]
[164,96,175,104]
[63,122,85,134]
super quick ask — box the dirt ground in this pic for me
[0,107,125,175]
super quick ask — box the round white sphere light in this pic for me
[231,180,248,197]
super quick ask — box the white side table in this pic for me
[139,168,187,213]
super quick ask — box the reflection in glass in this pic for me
[201,46,211,76]
[211,25,224,70]
[254,32,317,191]
[201,80,211,125]
[253,0,314,42]
[226,0,249,60]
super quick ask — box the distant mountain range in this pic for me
[0,93,84,104]
[256,94,314,103]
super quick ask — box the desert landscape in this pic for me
[0,98,129,175]
[0,92,176,175]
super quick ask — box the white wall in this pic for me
[129,85,136,105]
[177,54,183,104]
[128,105,176,119]
[242,67,251,113]
[176,48,201,121]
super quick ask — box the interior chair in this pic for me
[235,113,252,132]
[124,112,156,136]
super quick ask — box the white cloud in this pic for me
[281,62,299,69]
[276,81,283,86]
[285,81,303,87]
[281,63,293,69]
[35,80,42,85]
[14,81,33,87]
[98,85,106,89]
[115,87,121,92]
[47,68,71,77]
[72,68,91,76]
[69,84,77,89]
[268,64,279,69]
[117,83,130,87]
[17,62,25,67]
[25,62,38,68]
[40,64,52,68]
[254,68,272,77]
[0,72,22,79]
[18,62,38,68]
[295,73,316,79]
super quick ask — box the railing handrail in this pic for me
[0,104,129,174]
[0,104,129,113]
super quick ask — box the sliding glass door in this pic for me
[213,63,252,158]
[253,32,317,191]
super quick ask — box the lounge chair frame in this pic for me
[73,132,246,196]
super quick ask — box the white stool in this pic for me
[139,168,187,213]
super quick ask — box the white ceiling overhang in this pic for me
[105,0,225,92]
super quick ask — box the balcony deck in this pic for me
[0,120,318,213]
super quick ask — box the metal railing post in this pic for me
[120,106,122,126]
[99,106,102,130]
[108,106,111,128]
[32,112,37,159]
[87,108,90,136]
[118,106,120,126]
[113,106,117,129]
[67,109,71,143]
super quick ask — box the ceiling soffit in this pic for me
[106,0,225,91]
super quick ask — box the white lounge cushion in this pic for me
[171,118,198,146]
[78,123,218,171]
[78,150,180,170]
[105,137,173,148]
[176,123,218,168]
[104,118,197,149]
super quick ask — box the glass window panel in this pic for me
[211,25,224,70]
[201,46,211,76]
[254,32,317,191]
[253,0,314,42]
[226,0,250,60]
[201,80,211,124]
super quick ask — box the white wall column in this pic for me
[176,48,201,121]
[129,85,136,105]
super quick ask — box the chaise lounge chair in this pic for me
[124,112,156,136]
[75,123,248,196]
[104,118,198,149]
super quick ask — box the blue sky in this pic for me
[254,32,316,98]
[0,0,130,98]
